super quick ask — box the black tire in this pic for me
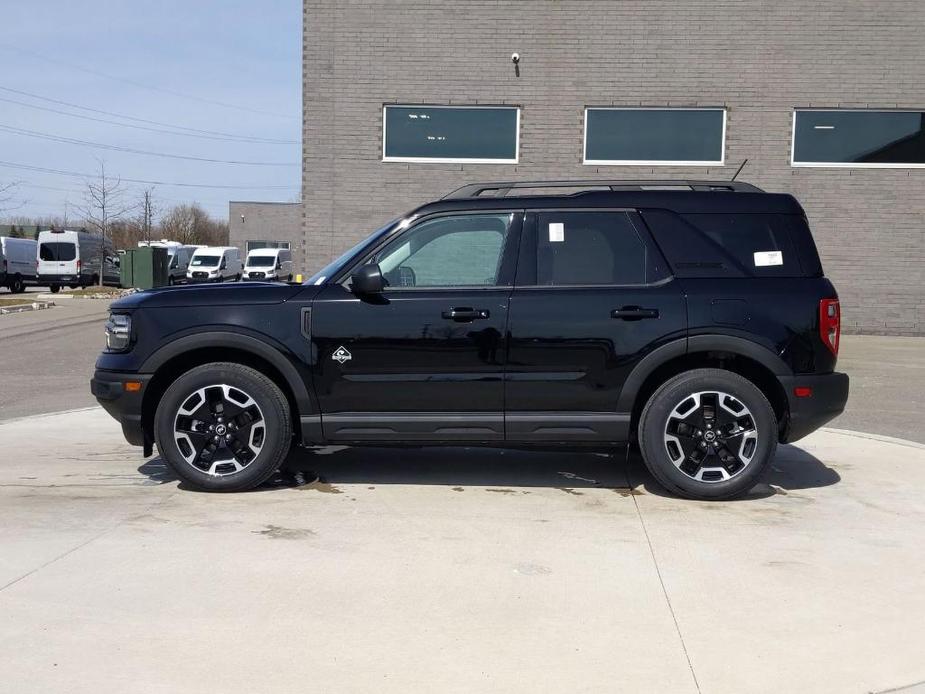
[154,362,292,492]
[168,275,175,286]
[49,284,60,294]
[638,368,777,500]
[9,275,25,294]
[69,284,79,289]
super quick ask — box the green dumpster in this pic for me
[119,247,169,289]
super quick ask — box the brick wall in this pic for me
[303,0,925,335]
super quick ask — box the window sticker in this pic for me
[548,222,565,243]
[754,250,783,267]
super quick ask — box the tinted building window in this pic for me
[536,212,647,286]
[793,110,925,166]
[383,106,519,162]
[584,108,725,164]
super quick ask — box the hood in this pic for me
[111,282,322,310]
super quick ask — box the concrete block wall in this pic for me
[228,201,302,257]
[303,0,925,335]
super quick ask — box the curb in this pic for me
[0,300,55,315]
[821,427,925,451]
[0,406,102,427]
[36,293,73,300]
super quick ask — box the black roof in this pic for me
[413,180,803,216]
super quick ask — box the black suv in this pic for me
[91,180,849,500]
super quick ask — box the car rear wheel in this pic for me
[154,362,292,492]
[638,368,777,500]
[8,275,24,293]
[49,284,60,294]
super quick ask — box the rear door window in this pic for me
[39,242,77,261]
[681,213,802,277]
[535,211,648,286]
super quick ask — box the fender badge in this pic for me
[332,346,352,364]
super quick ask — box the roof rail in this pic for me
[442,180,764,199]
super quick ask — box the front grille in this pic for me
[192,271,208,279]
[249,272,266,279]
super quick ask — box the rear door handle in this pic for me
[611,306,659,321]
[442,307,490,321]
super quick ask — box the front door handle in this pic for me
[611,306,659,321]
[442,307,490,322]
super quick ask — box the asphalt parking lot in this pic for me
[1,303,924,692]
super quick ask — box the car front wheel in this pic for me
[154,362,292,492]
[638,368,777,500]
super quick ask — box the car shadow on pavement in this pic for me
[137,442,839,499]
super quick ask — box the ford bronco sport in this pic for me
[91,180,849,500]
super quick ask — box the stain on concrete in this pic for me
[557,471,600,485]
[610,487,642,497]
[515,563,552,575]
[555,487,584,496]
[451,486,465,492]
[302,480,342,494]
[253,525,316,540]
[486,488,517,494]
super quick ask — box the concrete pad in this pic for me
[0,408,923,693]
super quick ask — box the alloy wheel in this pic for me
[173,384,266,476]
[663,390,758,483]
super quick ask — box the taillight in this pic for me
[77,259,81,273]
[819,298,840,356]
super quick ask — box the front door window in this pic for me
[372,213,515,288]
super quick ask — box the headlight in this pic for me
[105,314,132,352]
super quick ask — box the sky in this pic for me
[0,0,301,221]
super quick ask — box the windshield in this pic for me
[304,218,401,285]
[247,256,276,267]
[191,255,220,267]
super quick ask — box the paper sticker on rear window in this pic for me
[548,222,565,243]
[754,250,783,267]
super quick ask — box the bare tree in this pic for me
[139,188,157,244]
[160,202,228,246]
[75,161,136,286]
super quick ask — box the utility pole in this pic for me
[142,189,155,244]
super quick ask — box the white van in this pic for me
[0,236,38,293]
[37,229,120,293]
[186,246,243,283]
[243,248,293,282]
[138,240,197,284]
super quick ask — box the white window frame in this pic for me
[382,105,520,164]
[583,107,726,166]
[790,108,925,169]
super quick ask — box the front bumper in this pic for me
[91,369,153,452]
[779,371,849,443]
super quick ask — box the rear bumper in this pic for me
[779,371,849,443]
[90,369,153,451]
[38,273,80,284]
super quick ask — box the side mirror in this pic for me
[351,263,385,295]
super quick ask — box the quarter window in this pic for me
[792,110,925,167]
[536,212,647,286]
[584,108,726,165]
[374,214,515,288]
[382,106,519,163]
